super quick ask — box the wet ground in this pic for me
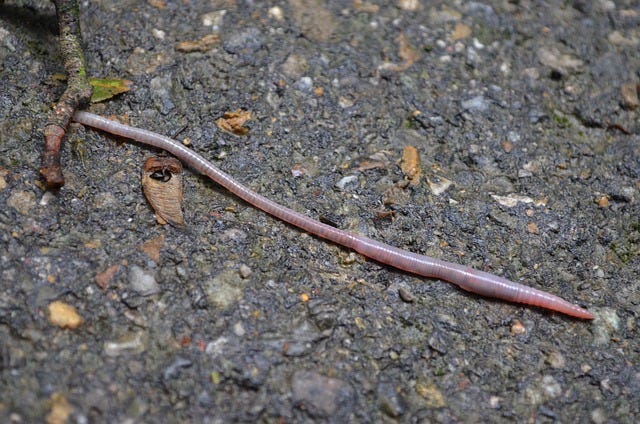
[1,0,639,422]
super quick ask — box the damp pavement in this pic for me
[1,1,639,422]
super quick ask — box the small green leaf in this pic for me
[90,77,133,103]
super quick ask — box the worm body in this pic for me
[72,111,594,320]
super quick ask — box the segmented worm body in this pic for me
[72,111,594,319]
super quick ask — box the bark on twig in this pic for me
[40,0,92,188]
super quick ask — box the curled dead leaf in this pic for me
[141,156,185,226]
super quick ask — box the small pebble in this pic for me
[461,95,489,113]
[537,46,584,75]
[203,269,245,310]
[95,264,119,290]
[338,96,354,108]
[546,351,566,369]
[450,22,471,41]
[104,332,146,357]
[427,331,449,354]
[163,357,192,380]
[620,82,639,110]
[489,396,501,408]
[39,191,56,206]
[308,299,337,331]
[591,408,607,424]
[48,301,83,329]
[507,131,521,143]
[426,176,452,196]
[46,393,72,424]
[607,30,639,47]
[415,382,445,408]
[239,264,252,279]
[492,194,534,208]
[397,0,419,11]
[291,371,355,419]
[293,76,313,92]
[595,195,610,208]
[201,10,226,28]
[268,6,284,21]
[205,336,228,356]
[220,228,248,242]
[281,54,308,79]
[527,108,548,124]
[613,186,635,203]
[541,375,562,399]
[335,175,358,190]
[398,287,415,303]
[340,252,358,265]
[223,27,263,55]
[151,28,165,40]
[510,319,526,335]
[128,265,160,296]
[593,308,619,346]
[93,191,117,209]
[377,381,406,418]
[233,321,246,337]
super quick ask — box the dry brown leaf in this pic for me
[216,109,252,136]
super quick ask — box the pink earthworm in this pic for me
[72,110,595,319]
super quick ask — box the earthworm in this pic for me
[72,111,595,320]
